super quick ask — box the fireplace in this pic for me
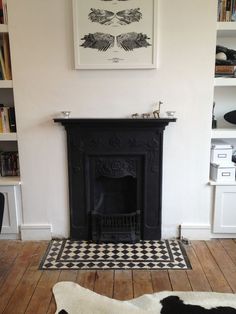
[54,118,175,242]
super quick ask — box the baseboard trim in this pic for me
[20,224,52,240]
[180,224,211,240]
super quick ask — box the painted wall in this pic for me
[7,0,217,239]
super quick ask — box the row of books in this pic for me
[218,0,236,21]
[0,151,19,176]
[0,33,11,80]
[0,0,7,25]
[215,65,236,77]
[0,106,16,133]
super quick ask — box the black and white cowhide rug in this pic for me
[53,282,236,314]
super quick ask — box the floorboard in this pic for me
[0,239,235,313]
[113,270,133,300]
[192,241,232,293]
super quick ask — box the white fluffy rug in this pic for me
[53,281,236,314]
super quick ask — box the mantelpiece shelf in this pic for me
[211,128,236,139]
[214,78,236,86]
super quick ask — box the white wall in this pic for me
[7,0,217,239]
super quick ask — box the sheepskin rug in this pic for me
[53,281,236,314]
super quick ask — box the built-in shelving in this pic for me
[0,176,21,186]
[217,22,236,37]
[0,133,17,141]
[209,180,236,186]
[0,80,13,88]
[0,24,8,33]
[214,77,236,86]
[211,128,236,139]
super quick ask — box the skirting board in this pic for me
[180,224,211,240]
[20,224,52,240]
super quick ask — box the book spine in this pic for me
[8,107,16,132]
[2,34,12,80]
[226,0,232,21]
[2,0,8,24]
[0,47,6,80]
[232,0,236,20]
[218,0,222,21]
[221,0,227,21]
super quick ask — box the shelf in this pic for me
[217,22,236,37]
[209,180,236,186]
[211,128,236,139]
[0,133,17,141]
[0,80,13,88]
[0,24,8,33]
[0,176,21,186]
[214,77,236,86]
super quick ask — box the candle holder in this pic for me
[61,111,71,118]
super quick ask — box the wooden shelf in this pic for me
[0,24,8,33]
[0,133,17,141]
[217,22,236,37]
[0,80,13,88]
[214,77,236,86]
[0,176,21,186]
[211,128,236,139]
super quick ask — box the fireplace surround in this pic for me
[54,118,176,242]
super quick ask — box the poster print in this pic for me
[72,0,157,69]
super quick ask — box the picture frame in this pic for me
[72,0,157,69]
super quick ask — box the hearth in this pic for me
[54,118,175,242]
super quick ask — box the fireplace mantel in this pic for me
[54,118,176,128]
[54,118,176,241]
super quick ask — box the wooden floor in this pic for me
[0,239,236,313]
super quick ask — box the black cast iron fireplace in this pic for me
[54,118,176,242]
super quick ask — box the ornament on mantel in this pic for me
[153,101,163,118]
[61,111,71,118]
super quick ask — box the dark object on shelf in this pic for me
[216,45,236,65]
[0,151,20,176]
[0,192,4,233]
[224,110,236,125]
[212,102,217,129]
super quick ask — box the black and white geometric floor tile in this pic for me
[39,239,191,270]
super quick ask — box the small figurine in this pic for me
[142,113,150,119]
[153,101,163,119]
[132,113,139,119]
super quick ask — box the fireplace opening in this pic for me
[92,175,141,243]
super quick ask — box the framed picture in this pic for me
[72,0,157,69]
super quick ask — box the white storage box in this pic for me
[211,140,233,165]
[210,162,236,183]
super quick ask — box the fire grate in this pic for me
[92,210,141,243]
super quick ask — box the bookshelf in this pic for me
[211,2,236,235]
[0,1,22,239]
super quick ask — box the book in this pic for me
[0,106,10,132]
[232,0,236,20]
[215,65,236,73]
[221,0,227,21]
[2,34,11,80]
[0,151,19,176]
[8,107,16,132]
[226,0,232,21]
[0,47,6,80]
